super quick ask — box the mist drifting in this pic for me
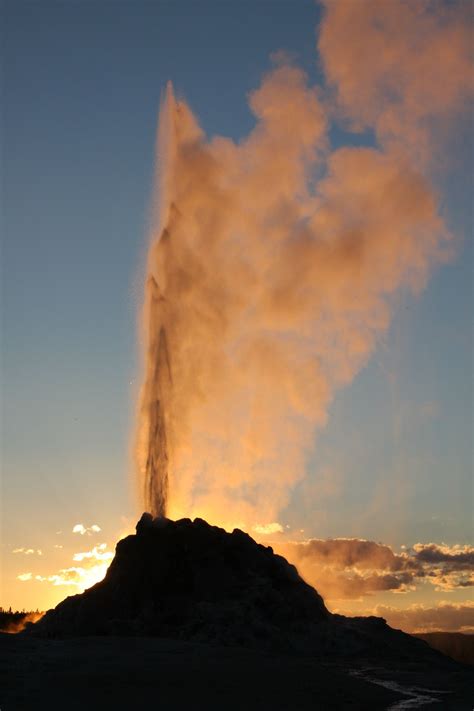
[135,1,472,525]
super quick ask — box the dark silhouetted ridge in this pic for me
[414,632,474,666]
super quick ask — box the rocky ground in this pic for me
[1,633,472,710]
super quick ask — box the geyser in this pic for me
[135,1,471,525]
[141,276,172,517]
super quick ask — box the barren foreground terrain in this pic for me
[1,633,473,710]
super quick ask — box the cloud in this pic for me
[343,601,474,634]
[12,548,42,556]
[284,538,403,570]
[34,567,85,586]
[253,523,284,535]
[17,542,114,592]
[277,538,473,601]
[72,524,101,536]
[73,543,114,563]
[411,543,474,592]
[412,543,474,566]
[32,564,109,590]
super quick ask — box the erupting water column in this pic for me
[137,84,177,518]
[143,277,172,517]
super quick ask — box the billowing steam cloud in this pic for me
[135,1,472,525]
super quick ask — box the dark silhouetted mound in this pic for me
[15,516,472,709]
[31,515,329,649]
[29,516,458,666]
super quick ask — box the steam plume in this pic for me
[135,3,472,526]
[1,612,44,634]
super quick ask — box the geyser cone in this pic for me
[28,516,451,666]
[30,514,330,648]
[31,516,329,648]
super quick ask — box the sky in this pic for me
[1,0,472,632]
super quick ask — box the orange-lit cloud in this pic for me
[340,601,474,634]
[13,548,42,556]
[32,566,108,591]
[72,543,114,563]
[412,543,474,592]
[17,542,114,593]
[278,538,473,601]
[253,522,284,536]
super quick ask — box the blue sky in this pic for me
[2,0,472,613]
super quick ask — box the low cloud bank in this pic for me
[278,539,473,601]
[340,602,474,634]
[17,543,113,593]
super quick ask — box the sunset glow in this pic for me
[3,0,472,638]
